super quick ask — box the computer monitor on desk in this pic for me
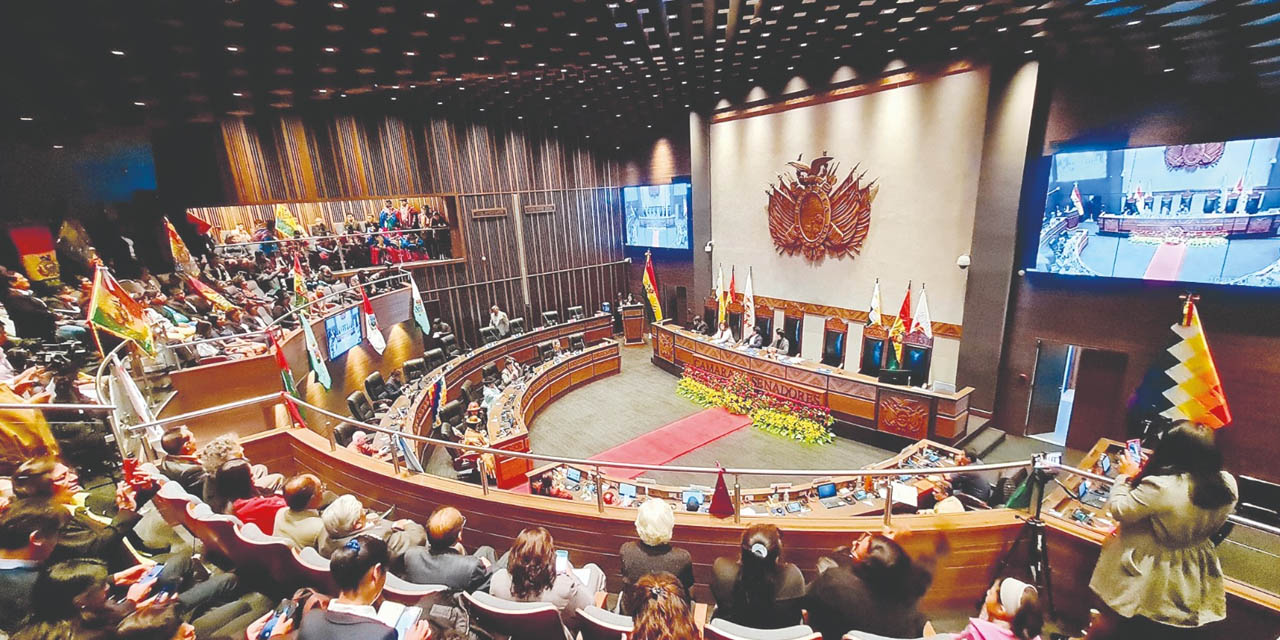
[878,369,912,386]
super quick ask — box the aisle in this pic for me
[590,407,752,479]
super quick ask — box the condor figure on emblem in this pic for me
[767,153,878,263]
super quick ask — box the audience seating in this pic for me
[463,590,571,640]
[705,620,821,640]
[424,347,447,370]
[482,362,500,384]
[441,333,462,357]
[333,423,358,447]
[953,492,991,511]
[294,546,339,594]
[479,326,499,345]
[566,305,585,321]
[1237,475,1280,528]
[578,606,633,640]
[347,391,376,423]
[236,523,306,582]
[568,333,586,352]
[509,317,526,336]
[460,379,477,405]
[403,357,427,383]
[365,371,391,403]
[541,310,559,327]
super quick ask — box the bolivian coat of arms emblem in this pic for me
[767,153,878,262]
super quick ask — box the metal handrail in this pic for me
[120,393,283,434]
[0,402,114,412]
[212,225,450,251]
[263,270,412,331]
[1046,463,1280,538]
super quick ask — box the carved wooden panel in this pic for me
[863,324,891,340]
[937,394,969,418]
[824,316,848,333]
[673,346,692,366]
[750,358,788,379]
[877,391,932,439]
[786,367,828,389]
[828,392,876,422]
[828,376,878,400]
[675,334,697,351]
[722,350,752,369]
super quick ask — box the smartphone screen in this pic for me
[554,549,568,573]
[1126,439,1143,464]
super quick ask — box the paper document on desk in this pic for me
[573,567,594,586]
[890,482,918,508]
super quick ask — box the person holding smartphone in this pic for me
[489,527,606,632]
[298,536,429,640]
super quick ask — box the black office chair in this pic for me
[403,357,426,383]
[509,317,526,336]
[537,341,557,364]
[478,326,499,345]
[566,305,584,321]
[364,371,391,403]
[424,348,446,371]
[482,362,500,384]
[568,333,586,352]
[441,333,462,358]
[541,310,559,327]
[459,379,476,405]
[347,391,375,423]
[332,423,358,448]
[437,399,464,429]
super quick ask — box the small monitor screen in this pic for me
[564,467,582,484]
[681,490,704,506]
[1099,454,1112,475]
[624,183,692,249]
[619,483,636,499]
[324,306,363,361]
[1077,480,1091,499]
[817,483,837,499]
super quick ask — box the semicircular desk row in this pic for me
[229,317,1280,636]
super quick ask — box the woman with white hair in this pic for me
[618,499,694,614]
[316,494,393,558]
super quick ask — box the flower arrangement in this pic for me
[676,365,835,445]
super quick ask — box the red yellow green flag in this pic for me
[888,282,911,368]
[87,267,156,355]
[274,204,301,238]
[642,251,663,322]
[292,255,308,309]
[186,276,237,312]
[164,218,197,275]
[1160,300,1231,428]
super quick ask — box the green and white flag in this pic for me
[409,277,431,336]
[299,311,332,390]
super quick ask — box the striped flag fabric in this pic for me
[292,255,309,309]
[910,284,933,339]
[642,251,664,322]
[186,276,237,313]
[868,279,883,327]
[87,267,156,355]
[164,218,198,276]
[274,204,302,238]
[359,284,386,354]
[888,282,911,368]
[409,277,432,336]
[1158,300,1231,429]
[715,265,727,325]
[299,310,332,390]
[269,331,308,427]
[741,268,755,337]
[1070,182,1086,218]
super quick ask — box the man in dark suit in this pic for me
[401,506,499,592]
[298,536,428,640]
[158,426,207,495]
[0,502,66,635]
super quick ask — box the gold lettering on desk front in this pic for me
[687,354,824,405]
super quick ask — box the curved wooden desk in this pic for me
[652,323,974,445]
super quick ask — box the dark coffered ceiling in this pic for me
[5,0,1280,144]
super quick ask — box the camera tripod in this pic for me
[983,466,1056,616]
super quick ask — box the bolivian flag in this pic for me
[88,267,156,355]
[187,276,237,312]
[164,218,197,275]
[275,204,302,238]
[1159,300,1231,429]
[643,251,663,322]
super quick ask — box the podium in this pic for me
[621,304,646,345]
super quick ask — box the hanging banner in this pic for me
[299,312,332,390]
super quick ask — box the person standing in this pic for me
[489,305,511,338]
[1087,421,1238,639]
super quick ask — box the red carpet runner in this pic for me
[590,407,752,480]
[1144,242,1188,281]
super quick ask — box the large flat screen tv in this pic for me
[324,306,363,361]
[1031,136,1280,288]
[623,182,692,250]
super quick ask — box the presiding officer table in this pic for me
[651,322,975,445]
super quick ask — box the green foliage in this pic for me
[675,366,836,446]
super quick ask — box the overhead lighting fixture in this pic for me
[1164,67,1174,72]
[52,145,64,149]
[424,11,436,18]
[569,32,579,36]
[226,45,240,52]
[318,89,328,93]
[1024,49,1033,54]
[232,92,244,97]
[133,101,146,106]
[997,27,1007,32]
[19,116,33,121]
[1127,19,1141,26]
[502,22,514,28]
[950,46,958,51]
[110,49,125,56]
[324,47,336,52]
[1148,44,1160,49]
[331,1,345,8]
[406,51,417,56]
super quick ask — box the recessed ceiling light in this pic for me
[232,92,244,97]
[950,46,958,51]
[52,145,63,149]
[1024,49,1032,54]
[887,48,895,52]
[997,27,1007,32]
[502,22,514,28]
[406,51,417,56]
[424,11,436,18]
[19,116,33,121]
[110,49,125,56]
[390,96,397,101]
[331,1,345,8]
[1127,20,1141,26]
[1164,67,1174,72]
[226,45,240,52]
[133,101,146,106]
[1148,44,1160,49]
[324,47,336,52]
[318,89,328,93]
[569,32,579,36]
[437,101,443,105]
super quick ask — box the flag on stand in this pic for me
[409,277,432,336]
[292,255,309,309]
[164,218,199,276]
[274,204,302,238]
[742,268,756,337]
[359,284,386,354]
[88,267,156,355]
[185,212,213,236]
[269,332,308,427]
[715,265,727,325]
[642,251,664,322]
[8,225,61,283]
[1134,184,1146,214]
[729,266,738,305]
[1070,183,1086,218]
[868,279,883,327]
[299,310,332,390]
[1157,298,1231,429]
[910,284,934,340]
[708,467,735,518]
[186,276,237,312]
[424,376,444,425]
[888,282,911,368]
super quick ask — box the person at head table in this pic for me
[710,321,734,344]
[489,305,510,338]
[770,328,790,355]
[742,326,766,349]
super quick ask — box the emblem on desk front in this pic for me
[767,153,878,263]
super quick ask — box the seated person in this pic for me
[0,502,66,634]
[297,536,428,640]
[623,572,700,640]
[481,380,501,410]
[619,499,694,614]
[383,521,427,578]
[217,460,286,534]
[769,328,790,355]
[317,495,393,558]
[197,434,283,514]
[273,474,326,550]
[115,600,196,640]
[948,577,1043,640]
[157,426,205,495]
[402,506,499,592]
[742,326,766,349]
[805,532,936,640]
[688,316,708,334]
[710,524,805,629]
[11,458,141,569]
[709,321,734,344]
[500,357,523,385]
[489,526,606,632]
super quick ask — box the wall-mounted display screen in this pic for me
[324,306,363,361]
[1032,136,1280,288]
[623,183,691,250]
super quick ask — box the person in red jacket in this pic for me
[215,459,286,534]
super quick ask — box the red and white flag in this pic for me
[1070,182,1085,218]
[359,285,386,354]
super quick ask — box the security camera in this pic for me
[704,240,714,253]
[956,254,971,269]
